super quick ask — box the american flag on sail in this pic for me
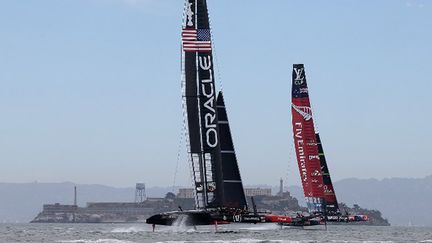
[182,28,212,52]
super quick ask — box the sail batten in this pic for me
[217,91,247,209]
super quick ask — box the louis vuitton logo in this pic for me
[294,68,305,85]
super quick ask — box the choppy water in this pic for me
[0,223,431,243]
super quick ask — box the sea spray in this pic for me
[111,226,148,233]
[170,214,195,233]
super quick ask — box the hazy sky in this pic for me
[0,0,430,188]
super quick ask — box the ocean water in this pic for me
[0,223,431,243]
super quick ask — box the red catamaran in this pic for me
[291,64,368,222]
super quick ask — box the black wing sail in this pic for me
[217,91,247,209]
[316,133,340,215]
[182,0,224,209]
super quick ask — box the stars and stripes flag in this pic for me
[182,28,212,52]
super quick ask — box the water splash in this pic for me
[173,214,189,227]
[111,226,148,233]
[167,214,195,233]
[239,223,281,231]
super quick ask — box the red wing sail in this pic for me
[291,64,325,213]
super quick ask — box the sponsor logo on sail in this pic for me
[186,3,194,27]
[196,183,203,192]
[294,122,308,182]
[312,170,322,176]
[207,182,216,192]
[199,55,218,148]
[323,185,334,194]
[294,67,305,85]
[292,104,313,121]
[299,88,308,94]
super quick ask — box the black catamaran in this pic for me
[146,0,321,228]
[291,64,368,223]
[146,0,258,227]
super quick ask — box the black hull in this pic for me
[278,218,322,227]
[146,210,216,226]
[146,209,266,226]
[146,209,324,227]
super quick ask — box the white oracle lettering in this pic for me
[199,56,212,70]
[201,80,214,97]
[204,113,216,128]
[206,128,218,148]
[198,55,218,148]
[202,75,213,83]
[294,67,304,85]
[203,96,215,113]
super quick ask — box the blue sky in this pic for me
[0,0,430,188]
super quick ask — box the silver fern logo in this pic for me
[292,104,313,121]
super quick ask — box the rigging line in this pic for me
[180,57,198,207]
[287,96,295,188]
[172,124,184,193]
[173,0,189,193]
[286,138,293,190]
[207,8,223,92]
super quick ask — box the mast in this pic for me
[316,133,339,215]
[182,0,224,209]
[291,64,325,213]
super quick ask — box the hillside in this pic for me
[288,175,432,226]
[1,176,431,225]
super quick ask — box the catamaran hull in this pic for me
[278,220,323,227]
[146,211,217,226]
[146,210,265,226]
[326,215,369,222]
[146,210,324,227]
